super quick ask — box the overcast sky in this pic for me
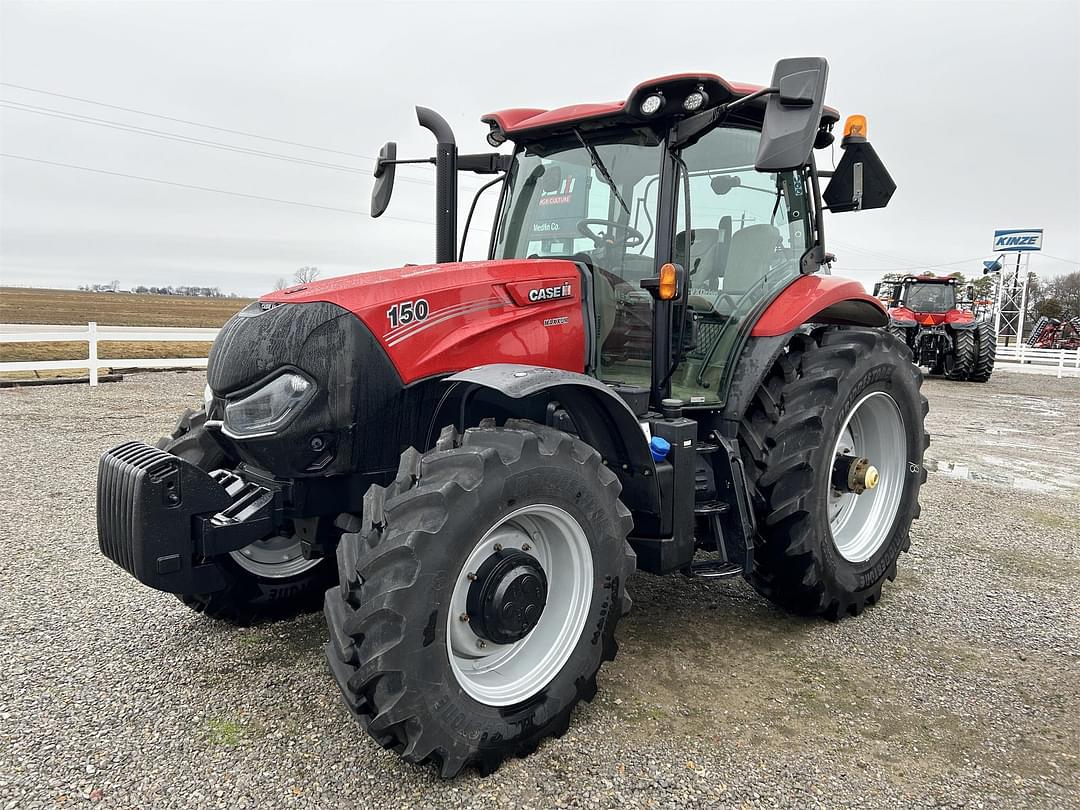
[1,0,1077,296]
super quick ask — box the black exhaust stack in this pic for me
[416,106,458,264]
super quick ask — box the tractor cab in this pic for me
[490,117,816,404]
[375,60,896,408]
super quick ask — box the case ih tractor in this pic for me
[879,275,996,382]
[97,58,928,777]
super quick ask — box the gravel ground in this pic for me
[1,369,1077,809]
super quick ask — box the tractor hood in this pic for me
[259,258,589,384]
[204,258,588,478]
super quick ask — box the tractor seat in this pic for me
[674,228,720,280]
[695,224,782,314]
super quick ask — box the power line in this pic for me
[0,152,491,235]
[0,152,428,222]
[0,81,485,188]
[829,239,936,269]
[1037,253,1080,267]
[1,80,380,161]
[1,101,366,172]
[0,100,458,188]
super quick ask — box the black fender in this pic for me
[889,318,917,328]
[445,364,661,515]
[718,334,792,438]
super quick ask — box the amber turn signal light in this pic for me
[658,263,678,300]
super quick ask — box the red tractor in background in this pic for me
[97,58,929,776]
[879,275,996,382]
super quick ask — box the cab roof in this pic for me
[482,72,841,141]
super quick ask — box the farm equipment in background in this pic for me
[878,275,996,382]
[1028,315,1080,350]
[97,58,929,777]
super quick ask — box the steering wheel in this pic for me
[577,219,645,248]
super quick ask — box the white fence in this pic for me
[0,323,219,385]
[996,343,1080,378]
[3,322,1078,385]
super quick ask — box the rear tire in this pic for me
[944,328,975,380]
[159,408,335,625]
[324,419,634,777]
[885,324,909,346]
[969,321,996,382]
[737,327,929,619]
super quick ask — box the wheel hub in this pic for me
[831,455,880,495]
[466,549,548,645]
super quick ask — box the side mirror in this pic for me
[371,141,397,218]
[755,57,829,172]
[823,138,896,212]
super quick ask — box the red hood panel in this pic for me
[262,259,586,384]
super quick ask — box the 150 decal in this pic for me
[386,298,430,329]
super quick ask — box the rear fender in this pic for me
[445,364,661,515]
[751,275,887,336]
[946,320,978,330]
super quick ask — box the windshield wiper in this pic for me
[574,130,630,217]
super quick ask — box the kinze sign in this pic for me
[992,229,1043,253]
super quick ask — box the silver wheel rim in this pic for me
[229,519,322,579]
[447,504,593,707]
[828,391,906,563]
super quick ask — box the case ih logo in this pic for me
[992,229,1043,253]
[529,282,572,302]
[537,176,576,207]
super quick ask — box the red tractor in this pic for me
[97,58,928,776]
[879,275,996,382]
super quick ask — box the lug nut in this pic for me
[459,613,470,622]
[493,543,502,552]
[522,543,531,552]
[476,639,486,649]
[466,572,477,581]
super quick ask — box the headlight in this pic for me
[223,372,315,438]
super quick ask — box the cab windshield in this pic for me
[493,126,810,404]
[904,282,956,313]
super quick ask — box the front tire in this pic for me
[738,327,928,619]
[324,419,634,777]
[159,408,335,624]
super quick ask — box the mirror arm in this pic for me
[457,153,513,174]
[671,86,777,149]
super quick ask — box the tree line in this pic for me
[76,281,239,297]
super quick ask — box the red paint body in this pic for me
[887,307,974,327]
[262,260,586,384]
[483,72,839,138]
[751,276,887,336]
